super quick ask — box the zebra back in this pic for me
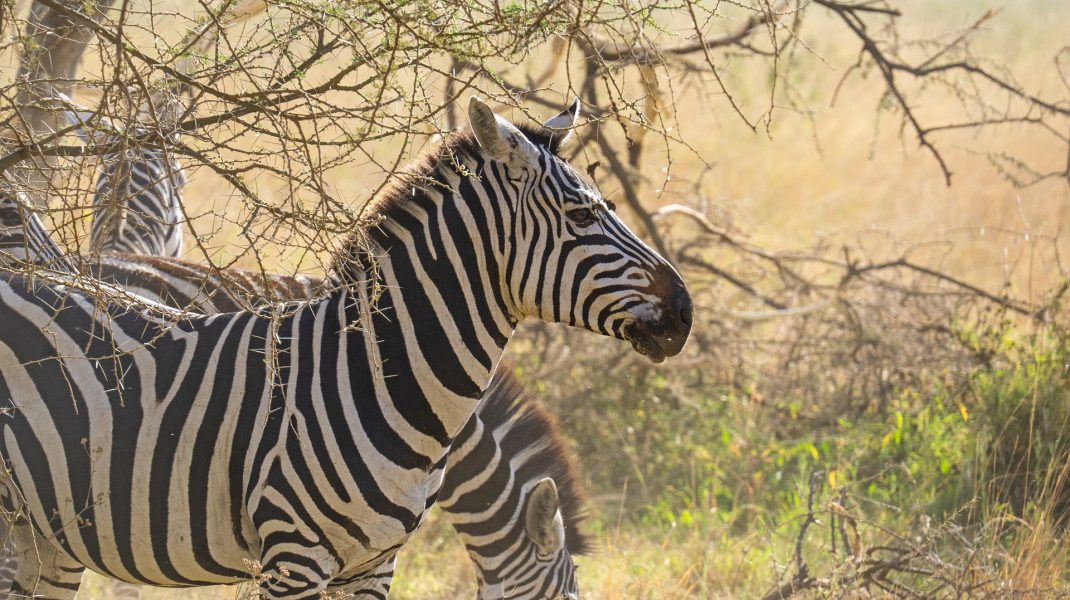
[92,253,319,313]
[0,191,78,273]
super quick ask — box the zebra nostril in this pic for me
[672,287,692,330]
[679,301,692,328]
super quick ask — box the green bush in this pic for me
[969,334,1070,525]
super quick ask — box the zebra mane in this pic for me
[481,365,593,555]
[373,120,566,217]
[329,119,571,282]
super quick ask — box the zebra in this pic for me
[64,104,187,257]
[438,368,592,599]
[0,191,77,273]
[0,97,691,598]
[2,173,591,599]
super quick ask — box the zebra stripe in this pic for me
[0,193,141,600]
[92,253,318,313]
[0,192,77,273]
[439,370,591,599]
[81,262,590,599]
[89,147,186,257]
[0,98,690,598]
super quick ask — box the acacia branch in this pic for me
[815,0,1070,186]
[587,4,786,64]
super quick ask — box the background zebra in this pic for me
[64,103,187,257]
[0,162,590,599]
[439,368,592,599]
[0,192,77,273]
[0,98,690,598]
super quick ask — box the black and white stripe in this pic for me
[0,192,141,599]
[90,146,186,257]
[0,98,690,598]
[439,370,591,599]
[80,264,592,600]
[64,109,186,257]
[0,192,77,273]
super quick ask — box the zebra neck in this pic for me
[327,248,512,450]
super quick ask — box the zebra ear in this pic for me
[524,477,566,555]
[467,97,540,166]
[542,97,580,144]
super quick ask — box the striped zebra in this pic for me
[0,192,77,273]
[0,195,139,599]
[89,263,591,599]
[438,369,591,599]
[64,107,187,257]
[0,97,691,598]
[3,165,590,599]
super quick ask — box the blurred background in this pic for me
[2,0,1069,597]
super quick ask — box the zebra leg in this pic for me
[6,517,84,599]
[324,556,395,600]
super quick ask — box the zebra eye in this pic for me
[565,207,596,227]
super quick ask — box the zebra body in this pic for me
[1,193,590,599]
[0,98,690,598]
[1,277,452,596]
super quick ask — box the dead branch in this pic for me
[814,0,1070,185]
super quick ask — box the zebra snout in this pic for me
[670,285,692,332]
[653,264,692,352]
[621,274,692,363]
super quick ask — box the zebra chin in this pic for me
[622,319,684,363]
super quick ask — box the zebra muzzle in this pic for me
[624,268,692,363]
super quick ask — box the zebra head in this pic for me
[475,477,580,600]
[467,97,692,362]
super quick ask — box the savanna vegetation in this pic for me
[1,0,1068,598]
